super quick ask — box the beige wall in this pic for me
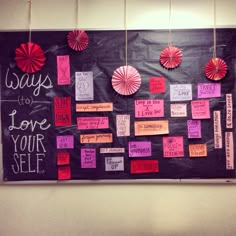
[0,0,236,235]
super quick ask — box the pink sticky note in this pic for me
[81,148,96,168]
[163,136,184,158]
[56,135,74,149]
[150,77,165,93]
[77,117,109,130]
[191,100,210,119]
[187,120,201,139]
[57,55,70,85]
[135,99,164,118]
[129,141,151,157]
[58,166,71,180]
[197,83,221,98]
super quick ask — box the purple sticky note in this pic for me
[197,83,221,98]
[129,141,152,157]
[81,148,96,168]
[56,135,74,149]
[187,120,201,139]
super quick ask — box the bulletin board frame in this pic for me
[0,28,236,184]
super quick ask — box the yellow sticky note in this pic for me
[76,103,113,112]
[134,120,169,136]
[80,133,113,143]
[189,144,207,157]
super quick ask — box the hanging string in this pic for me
[213,0,217,58]
[167,0,172,46]
[124,0,128,66]
[75,0,80,29]
[28,0,32,42]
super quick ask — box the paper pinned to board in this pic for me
[58,166,71,180]
[57,55,70,85]
[116,114,130,137]
[170,103,187,117]
[56,135,74,149]
[105,157,124,171]
[187,120,201,139]
[80,133,112,143]
[130,160,159,174]
[225,132,234,170]
[75,71,94,101]
[170,84,192,101]
[197,83,221,98]
[150,77,165,93]
[191,100,210,119]
[226,93,233,129]
[189,144,207,157]
[81,148,96,168]
[213,111,222,149]
[129,141,151,157]
[163,136,184,158]
[76,103,113,112]
[77,116,109,130]
[57,152,70,165]
[100,147,125,154]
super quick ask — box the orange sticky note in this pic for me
[76,103,113,112]
[58,166,71,180]
[189,144,207,157]
[134,120,169,136]
[80,133,113,143]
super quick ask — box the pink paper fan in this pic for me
[112,65,141,96]
[15,42,46,73]
[160,45,182,69]
[67,30,88,51]
[205,58,227,81]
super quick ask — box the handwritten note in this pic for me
[58,166,71,180]
[54,97,71,127]
[134,120,169,136]
[75,71,94,101]
[81,148,96,168]
[100,148,125,153]
[57,55,70,85]
[76,103,113,112]
[214,111,222,149]
[116,114,130,137]
[197,83,221,98]
[105,157,124,171]
[163,136,184,158]
[191,100,210,119]
[130,160,159,174]
[57,152,70,165]
[77,117,109,130]
[225,132,234,170]
[135,99,164,118]
[80,133,112,143]
[150,77,165,93]
[170,84,192,101]
[187,120,201,139]
[56,135,74,149]
[170,103,187,117]
[129,141,151,157]
[189,144,207,157]
[226,94,233,129]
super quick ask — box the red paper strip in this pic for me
[58,166,71,180]
[130,160,159,174]
[57,152,70,165]
[54,97,72,126]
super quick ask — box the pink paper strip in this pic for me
[57,55,70,85]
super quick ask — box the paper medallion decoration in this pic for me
[160,45,182,69]
[15,42,46,73]
[205,57,227,81]
[112,65,141,96]
[67,30,89,51]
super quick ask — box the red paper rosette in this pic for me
[112,65,141,96]
[15,42,46,73]
[205,57,227,81]
[160,45,182,69]
[67,30,88,51]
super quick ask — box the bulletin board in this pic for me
[0,28,235,182]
